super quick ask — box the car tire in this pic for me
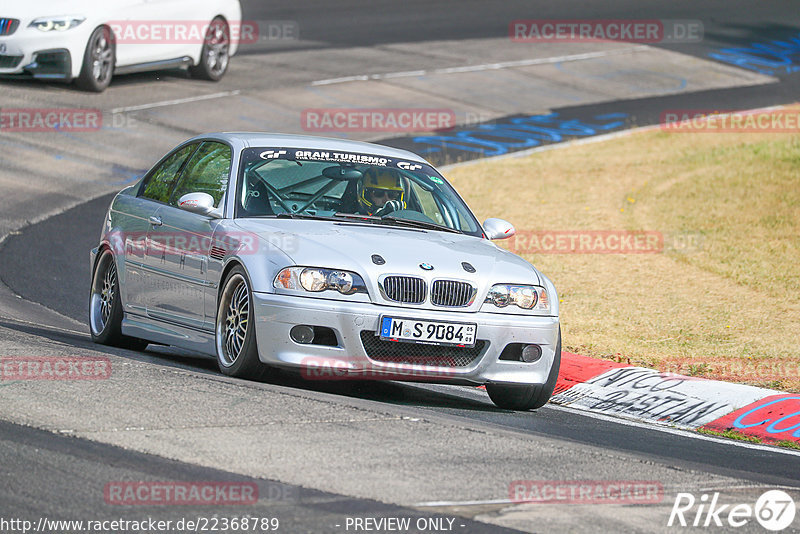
[89,249,148,350]
[215,266,266,379]
[189,17,230,81]
[76,26,115,92]
[486,327,562,411]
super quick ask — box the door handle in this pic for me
[149,215,162,226]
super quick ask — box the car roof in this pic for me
[190,132,430,164]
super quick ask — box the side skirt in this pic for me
[122,314,216,357]
[115,56,193,75]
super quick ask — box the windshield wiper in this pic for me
[380,215,462,234]
[274,213,336,221]
[333,212,382,221]
[332,212,461,234]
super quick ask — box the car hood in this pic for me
[234,218,541,311]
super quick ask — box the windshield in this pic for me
[235,148,482,236]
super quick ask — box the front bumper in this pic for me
[252,292,560,386]
[0,27,87,80]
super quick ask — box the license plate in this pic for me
[379,317,476,347]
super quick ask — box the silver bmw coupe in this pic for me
[89,133,561,410]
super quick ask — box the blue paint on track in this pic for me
[709,32,800,76]
[410,111,628,157]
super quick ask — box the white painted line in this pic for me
[546,404,800,458]
[419,383,800,456]
[414,498,514,507]
[312,75,370,85]
[696,484,800,492]
[311,47,648,86]
[382,69,427,79]
[0,313,86,338]
[110,90,242,114]
[414,483,800,508]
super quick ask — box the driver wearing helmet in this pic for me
[356,167,407,216]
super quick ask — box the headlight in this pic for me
[485,284,550,312]
[299,269,327,292]
[275,267,366,296]
[29,16,86,32]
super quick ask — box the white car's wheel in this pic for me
[486,327,561,411]
[89,249,147,350]
[76,26,115,92]
[190,17,230,81]
[215,266,266,378]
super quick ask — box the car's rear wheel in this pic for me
[215,266,266,378]
[486,327,562,411]
[76,26,115,92]
[89,249,148,350]
[189,17,230,81]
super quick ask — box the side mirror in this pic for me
[483,218,516,240]
[177,192,221,217]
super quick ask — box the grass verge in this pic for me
[697,428,763,444]
[446,107,800,391]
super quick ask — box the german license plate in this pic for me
[379,317,476,347]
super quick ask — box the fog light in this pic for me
[290,325,315,344]
[521,345,542,363]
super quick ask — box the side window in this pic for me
[140,144,197,203]
[169,142,232,207]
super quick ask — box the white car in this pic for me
[0,0,241,92]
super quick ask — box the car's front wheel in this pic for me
[89,249,148,350]
[189,17,230,81]
[215,266,266,378]
[76,26,115,92]
[486,327,562,411]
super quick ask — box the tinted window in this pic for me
[140,144,197,203]
[170,142,232,207]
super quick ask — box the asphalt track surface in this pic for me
[1,420,516,534]
[242,0,800,165]
[2,193,799,501]
[238,0,800,56]
[3,1,800,532]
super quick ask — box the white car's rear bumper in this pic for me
[252,292,559,386]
